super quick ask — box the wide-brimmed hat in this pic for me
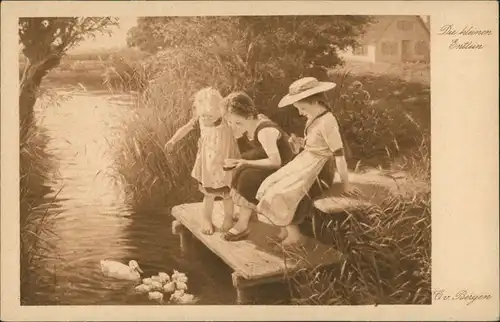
[278,77,336,108]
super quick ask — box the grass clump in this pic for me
[289,144,431,305]
[20,120,60,304]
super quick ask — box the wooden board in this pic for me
[171,202,343,281]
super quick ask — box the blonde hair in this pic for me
[192,87,224,118]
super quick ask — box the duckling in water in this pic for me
[100,260,143,281]
[163,281,176,293]
[135,284,153,293]
[151,275,162,283]
[175,281,188,291]
[170,289,185,302]
[158,272,170,283]
[142,277,153,285]
[150,281,163,291]
[177,293,198,304]
[170,289,198,304]
[172,270,188,283]
[148,291,164,303]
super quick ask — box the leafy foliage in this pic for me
[19,18,118,63]
[124,16,374,127]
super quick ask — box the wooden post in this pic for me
[172,220,191,254]
[231,272,251,304]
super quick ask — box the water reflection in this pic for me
[26,89,240,305]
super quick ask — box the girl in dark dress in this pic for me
[222,92,294,241]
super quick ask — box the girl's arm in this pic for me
[289,133,305,155]
[335,155,349,184]
[229,127,282,169]
[321,115,350,186]
[166,117,198,147]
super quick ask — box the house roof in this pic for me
[360,15,430,44]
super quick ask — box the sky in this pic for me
[69,17,138,53]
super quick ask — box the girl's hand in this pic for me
[340,182,362,197]
[224,158,246,170]
[164,141,175,153]
[288,134,304,154]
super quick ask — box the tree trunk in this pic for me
[19,55,61,142]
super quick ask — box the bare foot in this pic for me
[201,217,214,235]
[221,216,234,232]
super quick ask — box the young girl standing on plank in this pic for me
[165,87,240,235]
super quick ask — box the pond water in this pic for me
[25,88,263,305]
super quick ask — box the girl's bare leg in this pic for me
[221,197,234,232]
[282,224,305,245]
[201,195,215,235]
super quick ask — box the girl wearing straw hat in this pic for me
[255,77,354,246]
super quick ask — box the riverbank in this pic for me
[19,48,148,91]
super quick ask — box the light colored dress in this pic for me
[229,117,294,209]
[256,111,343,226]
[191,117,240,198]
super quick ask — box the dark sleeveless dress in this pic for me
[230,118,295,209]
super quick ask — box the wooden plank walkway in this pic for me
[170,170,426,303]
[171,202,343,303]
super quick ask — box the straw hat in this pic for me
[278,77,336,108]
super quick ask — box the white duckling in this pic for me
[142,277,153,285]
[151,275,162,283]
[150,280,163,291]
[170,289,185,302]
[100,260,143,281]
[175,281,188,291]
[172,270,183,278]
[177,293,199,305]
[175,275,188,283]
[172,270,188,283]
[163,281,176,293]
[148,291,164,303]
[135,284,153,293]
[158,272,170,283]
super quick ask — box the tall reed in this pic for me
[286,129,431,305]
[106,50,211,207]
[20,119,60,304]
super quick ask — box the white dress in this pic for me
[256,112,343,226]
[191,117,240,196]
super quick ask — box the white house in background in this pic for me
[340,15,430,63]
